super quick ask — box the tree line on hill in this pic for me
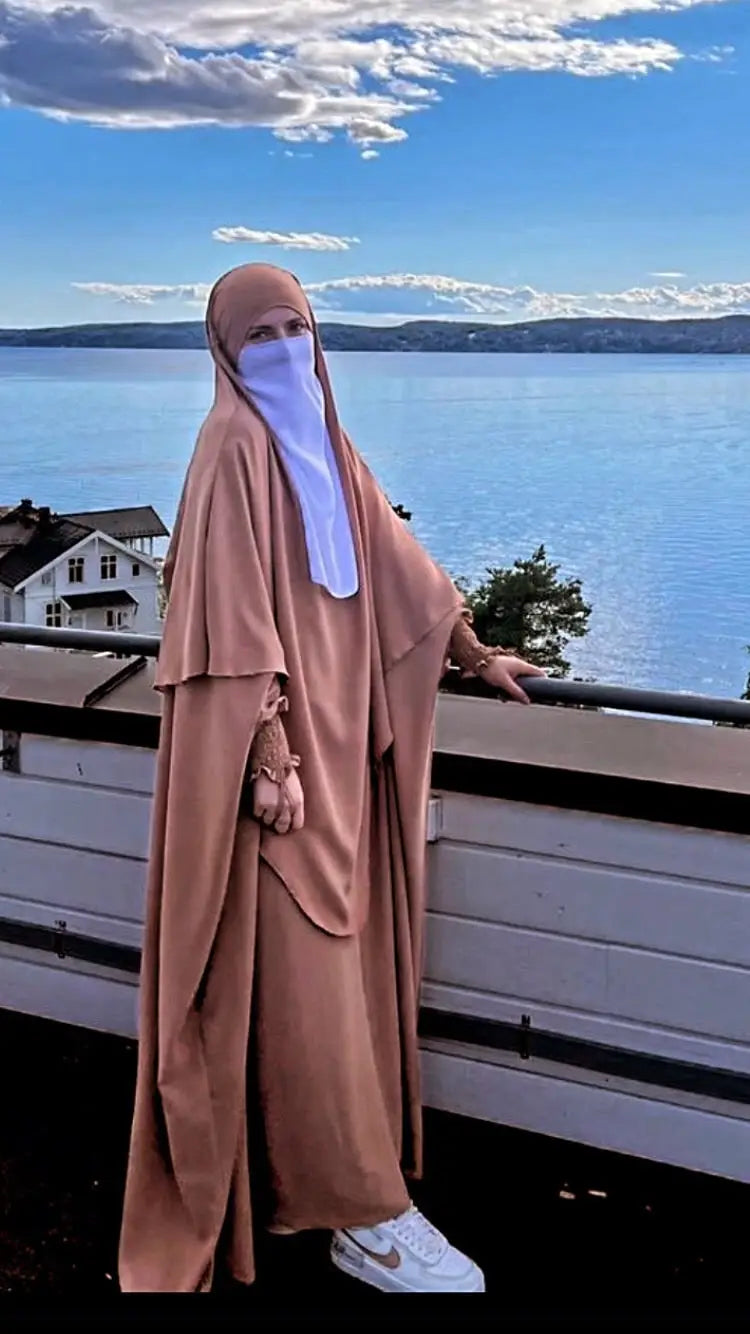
[3,315,750,354]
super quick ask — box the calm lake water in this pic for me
[1,347,748,696]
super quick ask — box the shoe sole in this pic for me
[331,1241,486,1293]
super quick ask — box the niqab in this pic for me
[237,330,358,599]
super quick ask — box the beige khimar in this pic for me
[118,264,464,1292]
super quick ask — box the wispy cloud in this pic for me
[1,2,737,148]
[308,273,750,320]
[650,270,687,279]
[73,272,750,320]
[72,282,211,306]
[212,227,359,251]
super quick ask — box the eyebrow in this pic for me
[250,315,307,333]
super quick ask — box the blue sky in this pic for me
[0,1,748,326]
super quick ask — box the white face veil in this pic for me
[238,331,359,599]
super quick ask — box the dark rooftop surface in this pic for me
[0,516,91,590]
[61,506,169,541]
[62,589,138,611]
[0,1007,746,1317]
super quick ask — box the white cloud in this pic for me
[12,1,732,55]
[650,270,687,278]
[212,226,359,251]
[346,119,408,147]
[72,282,211,305]
[1,1,737,146]
[0,3,415,138]
[308,273,750,320]
[387,79,439,99]
[73,272,750,320]
[274,125,334,143]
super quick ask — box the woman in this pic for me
[118,263,543,1294]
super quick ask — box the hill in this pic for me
[1,315,749,353]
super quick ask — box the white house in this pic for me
[0,501,168,637]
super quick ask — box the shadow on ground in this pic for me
[0,1008,746,1313]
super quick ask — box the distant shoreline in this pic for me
[1,314,749,354]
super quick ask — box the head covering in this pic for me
[237,330,358,599]
[157,262,461,705]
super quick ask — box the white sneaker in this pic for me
[331,1203,485,1293]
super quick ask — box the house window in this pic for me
[132,562,141,577]
[45,601,63,628]
[41,571,53,586]
[101,553,117,580]
[68,557,84,584]
[106,609,128,629]
[2,594,11,621]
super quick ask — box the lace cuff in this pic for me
[257,675,287,726]
[449,607,510,678]
[248,707,301,786]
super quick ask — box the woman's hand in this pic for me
[478,654,546,705]
[253,768,305,834]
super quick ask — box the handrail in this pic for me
[0,621,161,658]
[517,676,750,725]
[1,621,749,725]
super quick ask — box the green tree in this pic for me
[716,646,750,727]
[459,544,592,678]
[385,504,593,681]
[387,499,412,522]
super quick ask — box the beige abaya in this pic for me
[118,265,464,1292]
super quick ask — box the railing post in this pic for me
[0,730,20,773]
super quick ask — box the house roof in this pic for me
[0,500,168,590]
[61,590,138,611]
[60,505,169,541]
[0,509,39,551]
[0,517,93,590]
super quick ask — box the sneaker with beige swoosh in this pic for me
[330,1203,485,1292]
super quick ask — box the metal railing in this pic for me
[0,621,161,659]
[1,621,750,726]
